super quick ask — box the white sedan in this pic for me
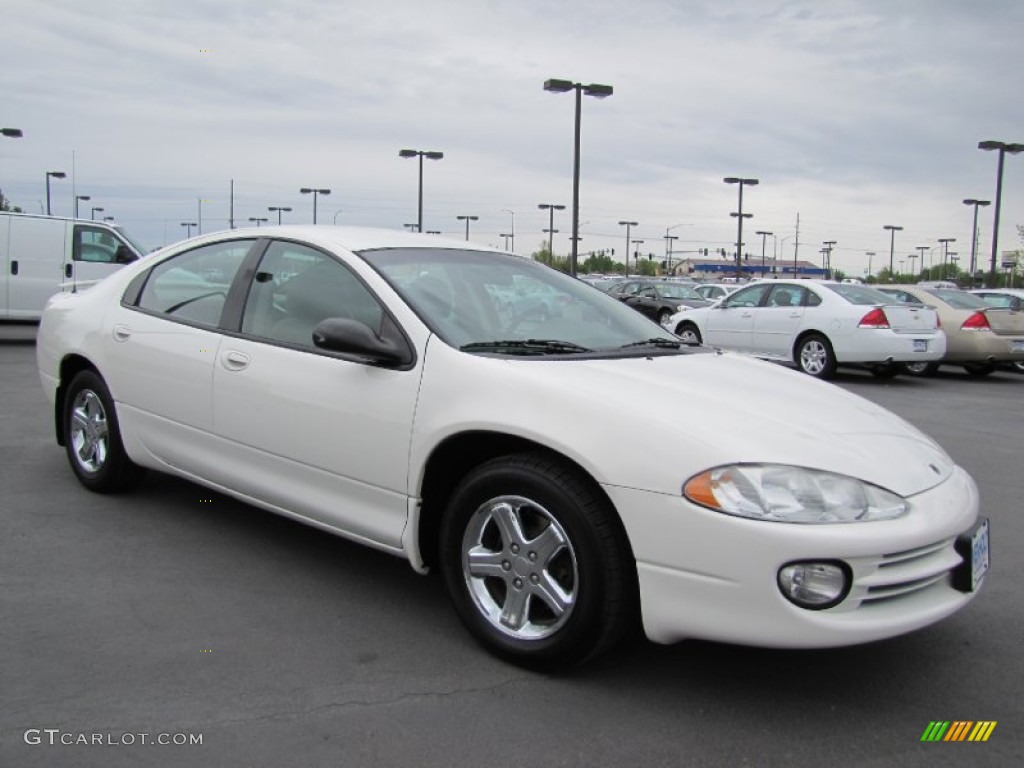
[667,280,946,379]
[37,228,986,669]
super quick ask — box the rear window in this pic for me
[822,283,895,305]
[923,289,987,309]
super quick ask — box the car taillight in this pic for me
[961,312,991,331]
[858,307,890,328]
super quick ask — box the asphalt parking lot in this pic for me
[2,323,1021,768]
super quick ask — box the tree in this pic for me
[0,188,22,212]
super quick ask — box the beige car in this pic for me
[875,284,1024,376]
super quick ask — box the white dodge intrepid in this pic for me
[36,227,989,669]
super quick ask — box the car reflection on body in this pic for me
[875,284,1024,376]
[666,280,945,379]
[37,227,987,669]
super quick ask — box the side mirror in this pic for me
[312,317,412,367]
[115,245,138,264]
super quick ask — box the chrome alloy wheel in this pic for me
[800,339,829,375]
[69,389,109,473]
[461,495,578,641]
[677,327,701,344]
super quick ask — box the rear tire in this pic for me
[439,453,635,670]
[64,370,144,493]
[795,334,837,379]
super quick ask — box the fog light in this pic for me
[778,562,849,610]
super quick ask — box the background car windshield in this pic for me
[924,288,988,309]
[656,283,703,300]
[360,248,681,352]
[823,283,899,305]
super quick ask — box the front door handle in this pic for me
[65,263,73,279]
[112,325,131,342]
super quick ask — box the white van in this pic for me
[1,212,146,320]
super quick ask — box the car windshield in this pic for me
[924,288,987,309]
[654,283,703,300]
[822,283,898,305]
[360,247,687,356]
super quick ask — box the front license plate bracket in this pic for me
[952,518,990,593]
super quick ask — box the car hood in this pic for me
[421,345,955,499]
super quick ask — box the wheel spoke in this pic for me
[466,547,509,579]
[71,407,90,433]
[489,501,526,548]
[529,522,565,567]
[531,571,573,618]
[499,582,530,630]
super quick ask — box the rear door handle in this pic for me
[65,263,73,278]
[221,350,251,371]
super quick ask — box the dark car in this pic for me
[606,280,711,325]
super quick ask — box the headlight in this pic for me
[683,464,908,523]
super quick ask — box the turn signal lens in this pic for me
[961,312,991,331]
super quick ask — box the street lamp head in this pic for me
[618,220,638,226]
[539,203,566,211]
[48,171,67,179]
[457,215,479,221]
[398,149,417,158]
[424,151,443,160]
[583,83,613,98]
[76,195,91,201]
[978,140,1024,154]
[1,128,23,137]
[543,78,574,93]
[299,188,312,194]
[724,177,759,186]
[730,212,753,219]
[883,225,903,232]
[963,198,991,207]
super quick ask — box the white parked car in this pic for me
[693,283,741,301]
[667,280,946,379]
[37,228,987,668]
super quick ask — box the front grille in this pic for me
[838,537,962,610]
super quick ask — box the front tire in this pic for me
[439,453,635,670]
[795,333,837,379]
[674,322,702,345]
[64,370,144,493]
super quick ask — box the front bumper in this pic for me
[606,465,982,648]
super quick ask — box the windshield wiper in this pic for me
[460,339,593,355]
[619,337,683,349]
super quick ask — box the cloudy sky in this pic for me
[2,0,1022,276]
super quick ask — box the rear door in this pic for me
[753,284,808,357]
[6,216,67,318]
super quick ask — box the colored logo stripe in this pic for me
[921,721,996,742]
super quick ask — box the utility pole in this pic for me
[792,213,801,277]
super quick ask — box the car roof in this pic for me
[180,225,504,255]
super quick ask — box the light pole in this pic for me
[90,207,104,220]
[938,238,956,279]
[399,149,444,232]
[299,187,331,224]
[540,203,565,265]
[822,240,836,279]
[268,205,292,224]
[915,246,928,280]
[499,233,513,251]
[631,239,644,273]
[978,140,1024,287]
[248,217,268,228]
[502,209,515,252]
[543,78,613,277]
[618,221,638,275]
[45,171,66,215]
[866,251,876,281]
[664,234,678,273]
[74,195,90,218]
[883,225,903,277]
[724,177,758,280]
[756,230,773,278]
[962,198,991,285]
[456,214,478,241]
[180,221,198,237]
